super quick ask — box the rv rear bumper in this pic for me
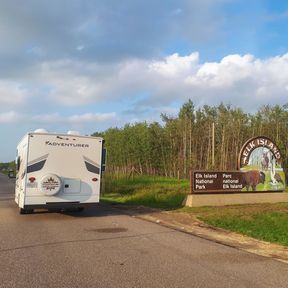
[23,202,99,210]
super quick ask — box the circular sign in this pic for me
[238,136,282,169]
[237,136,285,192]
[40,174,62,196]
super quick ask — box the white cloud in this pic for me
[185,53,288,108]
[2,52,288,117]
[144,52,288,109]
[0,111,116,126]
[37,60,116,105]
[0,111,21,123]
[149,52,199,78]
[32,113,63,123]
[187,54,255,87]
[21,52,288,110]
[68,112,117,124]
[32,112,117,125]
[0,81,29,107]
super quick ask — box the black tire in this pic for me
[19,208,33,214]
[19,208,26,214]
[64,207,84,213]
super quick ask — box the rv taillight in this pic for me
[92,177,98,182]
[29,177,36,183]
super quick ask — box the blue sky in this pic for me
[1,0,288,161]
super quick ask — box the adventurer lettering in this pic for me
[45,141,89,148]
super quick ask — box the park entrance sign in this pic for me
[193,136,286,194]
[194,171,244,193]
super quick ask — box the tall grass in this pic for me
[101,174,189,209]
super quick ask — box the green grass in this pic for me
[101,175,189,209]
[179,203,288,246]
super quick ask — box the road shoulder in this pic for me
[109,203,288,264]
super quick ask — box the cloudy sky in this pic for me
[1,0,288,161]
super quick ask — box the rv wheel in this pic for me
[65,207,84,212]
[19,208,26,214]
[19,208,33,214]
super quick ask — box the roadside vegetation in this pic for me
[102,175,189,209]
[94,100,288,179]
[180,204,288,247]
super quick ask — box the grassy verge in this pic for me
[101,175,189,209]
[179,203,288,246]
[102,175,288,246]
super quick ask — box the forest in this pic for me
[93,100,288,179]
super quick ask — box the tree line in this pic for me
[94,101,288,179]
[0,161,15,174]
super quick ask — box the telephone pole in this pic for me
[212,122,215,168]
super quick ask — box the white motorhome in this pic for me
[15,131,106,214]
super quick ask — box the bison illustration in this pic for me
[242,170,266,191]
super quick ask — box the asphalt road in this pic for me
[1,174,288,288]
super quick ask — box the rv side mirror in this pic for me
[16,156,20,172]
[8,170,16,178]
[101,148,106,172]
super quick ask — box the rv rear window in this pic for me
[27,159,46,173]
[84,161,100,174]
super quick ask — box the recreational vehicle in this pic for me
[15,131,106,214]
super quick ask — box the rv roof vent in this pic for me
[67,130,80,136]
[34,128,48,133]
